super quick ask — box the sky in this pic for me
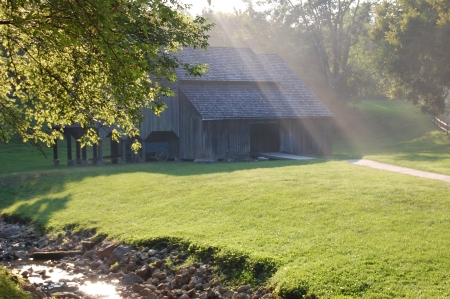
[183,0,248,16]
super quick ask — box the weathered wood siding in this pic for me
[139,89,179,140]
[201,120,251,160]
[280,118,333,156]
[178,93,202,160]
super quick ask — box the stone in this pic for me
[107,245,132,265]
[137,265,149,278]
[122,272,145,284]
[89,261,103,269]
[158,272,167,280]
[180,294,190,299]
[148,249,157,256]
[98,264,110,275]
[234,293,249,299]
[237,286,250,293]
[132,283,145,293]
[125,262,137,272]
[218,287,228,294]
[140,288,153,296]
[224,291,235,298]
[97,242,117,259]
[83,250,96,259]
[195,283,204,291]
[0,227,20,238]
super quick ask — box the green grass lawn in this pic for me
[333,100,450,175]
[2,160,450,298]
[1,100,450,298]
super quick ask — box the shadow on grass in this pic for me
[2,196,70,234]
[0,158,327,226]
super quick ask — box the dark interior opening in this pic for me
[250,123,280,153]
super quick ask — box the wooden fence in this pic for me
[432,116,449,135]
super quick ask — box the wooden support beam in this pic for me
[66,132,74,166]
[97,139,104,166]
[75,140,81,164]
[53,139,59,165]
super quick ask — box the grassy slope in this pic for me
[0,266,32,299]
[1,100,450,298]
[1,161,450,298]
[334,100,450,174]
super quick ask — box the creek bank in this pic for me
[0,217,273,299]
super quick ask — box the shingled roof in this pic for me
[176,47,333,120]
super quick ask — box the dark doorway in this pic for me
[250,123,280,153]
[145,131,179,161]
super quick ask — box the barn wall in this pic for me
[280,118,333,156]
[179,93,202,160]
[201,120,251,160]
[139,88,179,139]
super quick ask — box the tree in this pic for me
[255,0,373,105]
[372,0,450,115]
[0,0,212,149]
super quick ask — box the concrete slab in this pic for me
[257,152,316,161]
[347,159,450,183]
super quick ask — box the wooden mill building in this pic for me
[53,47,334,165]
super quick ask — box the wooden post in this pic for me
[81,145,88,165]
[75,140,81,164]
[111,137,119,164]
[141,140,146,162]
[120,139,127,164]
[53,139,59,166]
[97,139,104,165]
[66,132,74,166]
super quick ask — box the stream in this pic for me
[0,219,272,299]
[3,251,123,298]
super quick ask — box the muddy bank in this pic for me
[0,217,273,299]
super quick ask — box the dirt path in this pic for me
[347,159,450,183]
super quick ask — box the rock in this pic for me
[158,272,167,280]
[122,272,144,284]
[196,283,204,291]
[180,294,191,299]
[51,292,82,299]
[125,262,137,272]
[145,293,158,299]
[132,283,145,293]
[81,240,97,250]
[98,264,110,274]
[148,249,157,256]
[0,227,20,238]
[89,260,103,269]
[224,291,235,298]
[137,265,149,277]
[140,288,153,296]
[219,287,228,294]
[234,293,249,299]
[97,242,117,259]
[107,245,132,265]
[83,250,96,259]
[237,286,251,293]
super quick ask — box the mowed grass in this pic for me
[334,100,450,175]
[1,160,450,298]
[2,99,450,298]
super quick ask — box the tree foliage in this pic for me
[256,0,373,104]
[372,0,450,115]
[0,0,212,148]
